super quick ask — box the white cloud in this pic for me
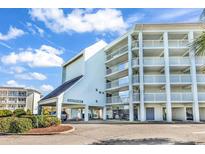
[5,80,25,87]
[40,84,54,92]
[15,72,47,80]
[26,22,44,37]
[0,41,12,49]
[10,66,26,74]
[29,8,127,34]
[0,26,25,41]
[1,45,64,67]
[126,13,145,26]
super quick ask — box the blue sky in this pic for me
[0,8,203,94]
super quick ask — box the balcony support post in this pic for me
[128,34,134,121]
[163,32,172,122]
[189,31,200,122]
[139,32,145,121]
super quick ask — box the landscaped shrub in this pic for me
[42,108,50,115]
[13,109,26,117]
[20,115,44,128]
[26,109,32,115]
[42,116,61,128]
[0,117,15,133]
[9,118,32,133]
[0,110,13,117]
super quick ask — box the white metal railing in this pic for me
[143,40,164,48]
[171,93,192,102]
[132,40,139,48]
[106,45,128,61]
[198,92,205,101]
[133,75,139,84]
[133,93,140,101]
[144,75,166,83]
[106,76,129,89]
[144,93,166,102]
[168,40,189,48]
[106,95,129,104]
[169,57,190,66]
[170,74,191,83]
[132,58,139,67]
[197,74,205,83]
[195,56,205,66]
[106,62,128,75]
[144,57,164,66]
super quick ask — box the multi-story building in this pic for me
[0,87,41,114]
[39,23,205,122]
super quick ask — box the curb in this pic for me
[0,124,75,136]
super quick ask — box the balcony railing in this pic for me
[143,40,164,48]
[106,77,129,89]
[198,93,205,101]
[144,75,166,83]
[169,57,190,66]
[106,45,128,61]
[170,74,191,83]
[168,40,189,48]
[143,57,164,66]
[132,40,139,49]
[132,58,139,67]
[133,75,139,84]
[133,93,140,101]
[195,57,205,66]
[106,95,129,104]
[171,93,192,102]
[144,93,166,102]
[197,74,205,83]
[106,62,128,75]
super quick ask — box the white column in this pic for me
[139,32,145,121]
[188,31,200,122]
[163,32,172,122]
[184,107,187,121]
[56,94,63,119]
[128,34,134,121]
[103,106,107,120]
[84,105,89,121]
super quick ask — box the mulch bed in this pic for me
[26,125,73,135]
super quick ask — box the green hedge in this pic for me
[20,115,61,128]
[0,117,32,133]
[0,110,13,117]
[13,109,26,117]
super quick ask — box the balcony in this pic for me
[144,75,165,84]
[144,93,166,102]
[106,62,128,76]
[170,74,191,84]
[198,92,205,102]
[132,58,139,67]
[133,75,139,84]
[106,77,129,90]
[132,40,139,49]
[106,95,129,104]
[171,93,192,102]
[195,56,205,66]
[169,57,190,66]
[197,74,205,83]
[143,40,164,48]
[168,40,189,48]
[133,93,140,102]
[144,57,164,66]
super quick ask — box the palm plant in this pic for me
[191,9,205,56]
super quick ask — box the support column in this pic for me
[163,32,172,122]
[128,34,134,121]
[189,31,200,122]
[84,105,89,122]
[139,32,145,121]
[103,106,107,120]
[56,94,63,119]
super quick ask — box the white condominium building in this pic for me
[0,87,41,114]
[39,23,205,122]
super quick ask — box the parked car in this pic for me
[50,111,68,121]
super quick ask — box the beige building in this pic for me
[0,87,41,114]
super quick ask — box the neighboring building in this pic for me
[0,87,41,114]
[39,23,205,122]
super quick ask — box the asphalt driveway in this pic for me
[1,123,205,145]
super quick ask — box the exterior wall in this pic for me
[172,107,186,121]
[63,41,107,107]
[144,104,163,121]
[64,55,84,82]
[199,107,205,121]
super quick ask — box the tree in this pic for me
[191,9,205,56]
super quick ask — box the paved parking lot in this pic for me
[1,123,205,144]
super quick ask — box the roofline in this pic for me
[0,86,41,94]
[62,51,84,67]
